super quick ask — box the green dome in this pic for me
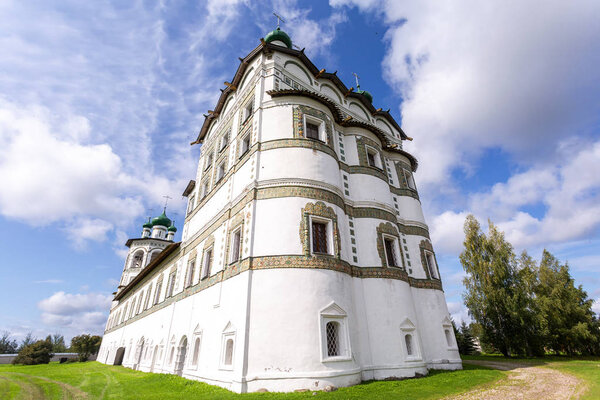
[356,88,373,103]
[151,211,172,228]
[168,223,177,233]
[264,27,292,49]
[142,218,153,229]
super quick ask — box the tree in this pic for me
[457,321,478,355]
[50,333,67,353]
[535,250,598,355]
[71,334,102,362]
[18,332,36,351]
[460,215,524,356]
[12,337,53,365]
[0,331,18,354]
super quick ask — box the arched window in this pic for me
[131,250,144,268]
[224,339,234,366]
[326,321,340,357]
[169,346,175,365]
[148,251,161,265]
[192,337,201,366]
[445,329,452,346]
[405,334,413,356]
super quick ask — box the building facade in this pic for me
[97,27,461,393]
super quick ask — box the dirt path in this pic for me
[444,360,584,400]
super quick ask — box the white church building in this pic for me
[97,26,461,393]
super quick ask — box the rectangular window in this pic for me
[230,229,241,263]
[240,134,251,156]
[243,102,253,123]
[404,169,416,190]
[306,122,320,140]
[425,251,438,279]
[311,220,328,254]
[187,195,196,215]
[153,279,163,305]
[201,249,213,279]
[205,153,213,171]
[166,271,176,297]
[143,284,153,310]
[201,181,209,199]
[384,238,397,267]
[220,131,229,151]
[185,260,195,288]
[216,162,225,182]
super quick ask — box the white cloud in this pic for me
[38,291,112,336]
[592,299,600,317]
[34,279,64,284]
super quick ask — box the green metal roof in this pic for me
[264,27,292,49]
[356,88,373,103]
[151,211,172,228]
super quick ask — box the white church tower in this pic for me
[98,25,461,393]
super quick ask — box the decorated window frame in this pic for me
[219,322,236,370]
[419,240,440,280]
[442,317,458,350]
[299,201,341,258]
[319,302,352,362]
[400,318,422,361]
[376,222,405,269]
[303,114,326,142]
[365,144,382,169]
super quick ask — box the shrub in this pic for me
[71,334,102,362]
[12,338,53,365]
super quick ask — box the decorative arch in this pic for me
[147,249,162,266]
[222,96,234,117]
[349,102,370,120]
[284,60,312,84]
[129,249,145,269]
[238,67,255,92]
[320,83,342,103]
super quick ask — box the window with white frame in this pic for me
[201,181,209,199]
[220,323,236,370]
[425,251,438,279]
[400,318,421,361]
[229,228,242,264]
[185,259,195,288]
[320,302,351,362]
[365,145,382,169]
[240,133,251,156]
[403,169,417,190]
[153,277,163,305]
[242,101,253,123]
[310,217,332,255]
[383,235,400,268]
[201,248,213,280]
[216,162,225,182]
[303,115,325,142]
[187,195,195,215]
[219,130,229,151]
[166,271,176,297]
[191,335,201,367]
[204,152,213,171]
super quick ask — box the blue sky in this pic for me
[1,0,599,341]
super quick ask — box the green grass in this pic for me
[462,354,600,399]
[0,361,503,400]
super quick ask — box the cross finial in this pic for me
[162,195,172,212]
[352,72,360,89]
[273,11,285,28]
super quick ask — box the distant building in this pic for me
[98,26,461,393]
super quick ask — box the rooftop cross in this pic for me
[273,11,285,28]
[162,195,172,212]
[352,72,361,90]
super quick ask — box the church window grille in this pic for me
[201,248,213,280]
[326,322,340,357]
[384,237,398,267]
[230,229,242,263]
[185,260,195,288]
[311,220,328,254]
[405,334,413,356]
[166,271,176,297]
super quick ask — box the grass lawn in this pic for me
[0,361,503,400]
[462,354,600,399]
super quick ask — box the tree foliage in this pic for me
[12,337,53,365]
[50,333,67,353]
[460,215,599,356]
[71,334,102,362]
[0,331,18,354]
